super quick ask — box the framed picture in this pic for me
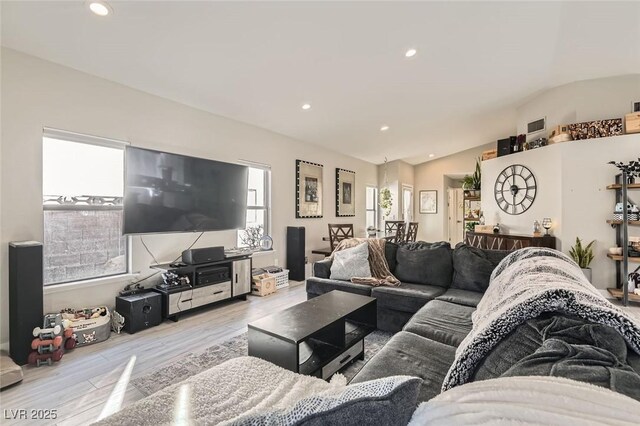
[336,168,356,217]
[419,190,437,214]
[296,160,323,218]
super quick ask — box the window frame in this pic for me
[237,161,272,248]
[366,185,378,230]
[42,128,130,286]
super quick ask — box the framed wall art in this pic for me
[336,168,356,217]
[419,190,437,214]
[296,159,323,218]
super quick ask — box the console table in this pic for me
[151,254,252,321]
[248,291,376,379]
[465,232,556,251]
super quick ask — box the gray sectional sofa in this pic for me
[306,241,509,401]
[307,241,508,332]
[306,242,640,404]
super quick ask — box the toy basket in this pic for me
[62,306,111,347]
[271,270,290,289]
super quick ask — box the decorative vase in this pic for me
[581,268,592,283]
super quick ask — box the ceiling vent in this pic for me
[527,117,546,134]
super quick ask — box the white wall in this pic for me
[414,143,495,242]
[482,75,640,289]
[517,74,640,139]
[482,134,640,289]
[0,48,377,348]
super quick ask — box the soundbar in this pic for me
[182,246,225,265]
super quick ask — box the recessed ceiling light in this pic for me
[88,1,112,17]
[301,103,311,110]
[405,48,417,58]
[428,153,435,158]
[380,125,390,132]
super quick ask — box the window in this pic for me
[237,165,271,248]
[42,129,128,285]
[366,186,378,229]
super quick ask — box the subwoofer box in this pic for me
[116,292,162,334]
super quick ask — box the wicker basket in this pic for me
[270,270,290,289]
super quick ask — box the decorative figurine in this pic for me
[533,220,542,237]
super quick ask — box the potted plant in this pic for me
[463,157,482,197]
[569,237,595,283]
[379,187,393,218]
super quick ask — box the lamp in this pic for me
[542,218,552,236]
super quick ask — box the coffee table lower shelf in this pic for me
[248,322,374,380]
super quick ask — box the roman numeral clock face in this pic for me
[494,164,537,215]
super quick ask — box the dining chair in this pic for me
[395,222,406,244]
[384,220,405,244]
[328,223,354,250]
[405,222,419,243]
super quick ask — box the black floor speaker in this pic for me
[287,226,305,281]
[115,292,162,334]
[9,241,44,365]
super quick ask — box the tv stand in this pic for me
[151,254,252,321]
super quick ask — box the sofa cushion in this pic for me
[313,258,332,279]
[394,242,452,287]
[403,300,474,347]
[306,277,373,297]
[451,243,509,292]
[384,241,399,273]
[330,242,371,281]
[233,375,422,426]
[435,288,484,307]
[371,283,446,314]
[377,308,414,333]
[351,331,456,402]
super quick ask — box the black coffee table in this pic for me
[248,290,377,379]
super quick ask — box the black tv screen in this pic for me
[123,147,248,234]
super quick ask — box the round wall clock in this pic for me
[494,164,537,215]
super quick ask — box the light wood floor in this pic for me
[0,283,308,426]
[1,285,639,426]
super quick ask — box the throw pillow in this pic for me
[451,243,509,292]
[394,241,452,287]
[231,376,422,426]
[384,241,399,273]
[330,242,372,281]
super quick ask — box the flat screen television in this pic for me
[123,147,248,234]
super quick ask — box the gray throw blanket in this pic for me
[442,247,640,391]
[473,313,640,401]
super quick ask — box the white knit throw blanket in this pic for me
[411,376,640,425]
[442,247,640,391]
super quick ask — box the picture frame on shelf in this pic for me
[336,168,355,217]
[296,160,323,218]
[419,190,437,214]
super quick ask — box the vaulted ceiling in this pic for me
[2,1,639,164]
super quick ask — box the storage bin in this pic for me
[252,274,277,297]
[271,269,290,289]
[62,306,111,346]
